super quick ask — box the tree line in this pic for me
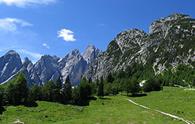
[4,63,191,113]
[0,73,106,112]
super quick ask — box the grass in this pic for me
[132,87,195,122]
[0,87,194,124]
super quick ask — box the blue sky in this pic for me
[0,0,195,62]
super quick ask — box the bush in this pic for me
[126,79,141,96]
[143,79,162,92]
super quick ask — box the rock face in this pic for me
[86,13,195,80]
[59,49,88,85]
[30,55,61,85]
[83,45,100,64]
[20,57,34,85]
[0,50,22,83]
[0,46,99,85]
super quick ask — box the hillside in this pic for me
[86,13,195,85]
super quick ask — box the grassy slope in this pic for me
[0,87,193,124]
[132,87,195,122]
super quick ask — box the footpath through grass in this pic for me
[132,87,195,123]
[0,87,193,124]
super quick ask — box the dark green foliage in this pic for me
[90,80,97,95]
[97,77,104,97]
[104,79,119,96]
[30,85,42,101]
[0,87,4,107]
[143,79,162,92]
[42,79,63,103]
[193,79,195,87]
[159,64,195,87]
[56,77,63,90]
[71,77,92,105]
[106,73,114,83]
[126,79,141,96]
[42,81,56,101]
[62,76,72,103]
[79,77,92,100]
[7,73,29,105]
[0,87,5,114]
[71,86,80,105]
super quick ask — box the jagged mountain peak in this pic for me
[23,57,31,64]
[0,50,22,83]
[6,50,17,54]
[113,29,147,53]
[163,13,190,20]
[0,46,99,85]
[117,28,146,36]
[59,49,88,84]
[22,57,33,70]
[149,13,191,34]
[83,45,100,63]
[5,50,20,57]
[69,49,80,55]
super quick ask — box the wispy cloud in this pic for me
[18,49,42,60]
[0,18,32,32]
[42,43,50,49]
[0,0,57,7]
[58,28,76,42]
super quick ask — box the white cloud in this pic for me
[58,28,76,42]
[0,0,57,7]
[42,43,50,49]
[18,49,42,60]
[0,18,32,32]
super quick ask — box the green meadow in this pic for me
[0,87,194,124]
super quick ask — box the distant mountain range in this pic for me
[0,13,194,85]
[0,45,100,85]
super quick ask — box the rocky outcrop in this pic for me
[29,55,60,85]
[83,45,100,64]
[87,13,195,80]
[59,49,87,85]
[0,50,22,83]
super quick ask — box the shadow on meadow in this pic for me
[128,93,147,97]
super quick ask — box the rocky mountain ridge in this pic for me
[86,13,195,80]
[0,13,194,85]
[0,45,100,85]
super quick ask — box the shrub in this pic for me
[126,79,141,96]
[143,79,162,92]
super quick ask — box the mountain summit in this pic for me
[86,13,195,80]
[0,46,99,85]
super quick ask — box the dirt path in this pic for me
[127,99,194,124]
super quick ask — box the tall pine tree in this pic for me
[7,73,29,105]
[62,76,72,103]
[97,77,104,97]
